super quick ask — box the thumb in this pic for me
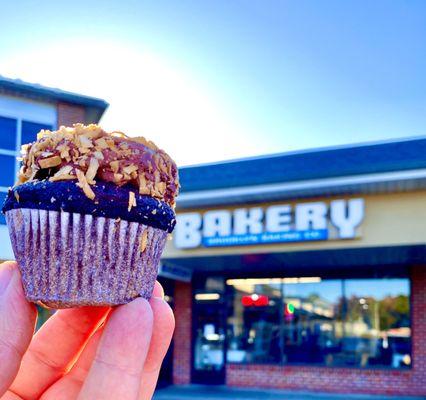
[0,262,37,396]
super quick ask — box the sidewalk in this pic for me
[153,385,426,400]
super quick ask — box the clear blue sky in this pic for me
[1,1,426,165]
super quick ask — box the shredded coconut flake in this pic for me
[38,155,62,169]
[76,169,95,200]
[50,165,75,182]
[139,230,148,253]
[85,157,99,184]
[128,191,137,212]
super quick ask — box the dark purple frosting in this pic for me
[2,180,176,233]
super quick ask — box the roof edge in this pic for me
[0,75,109,111]
[176,168,426,208]
[180,134,426,170]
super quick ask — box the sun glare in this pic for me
[0,39,263,165]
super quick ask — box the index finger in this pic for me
[10,305,110,399]
[78,298,153,400]
[0,262,36,396]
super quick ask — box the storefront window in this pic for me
[227,279,282,364]
[342,279,411,368]
[225,277,411,369]
[282,279,342,365]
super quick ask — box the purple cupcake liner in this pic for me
[5,208,168,308]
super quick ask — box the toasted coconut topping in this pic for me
[50,165,75,182]
[75,169,95,200]
[128,191,137,212]
[38,155,62,169]
[18,123,179,205]
[139,229,148,253]
[85,157,99,185]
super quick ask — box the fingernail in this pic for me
[0,265,14,295]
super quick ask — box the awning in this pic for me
[162,245,426,279]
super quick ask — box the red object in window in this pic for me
[241,294,269,307]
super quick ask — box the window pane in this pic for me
[21,121,52,146]
[0,192,6,224]
[282,279,343,366]
[227,279,283,364]
[0,155,16,187]
[0,116,17,150]
[343,279,411,369]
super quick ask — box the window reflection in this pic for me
[343,279,411,368]
[226,277,411,369]
[227,281,282,363]
[282,280,342,365]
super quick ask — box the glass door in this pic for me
[192,277,226,384]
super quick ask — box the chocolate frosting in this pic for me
[2,180,176,233]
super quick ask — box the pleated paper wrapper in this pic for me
[5,208,168,308]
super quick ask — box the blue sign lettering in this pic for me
[202,229,328,247]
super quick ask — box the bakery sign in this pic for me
[174,198,365,249]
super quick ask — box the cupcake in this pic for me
[2,124,179,308]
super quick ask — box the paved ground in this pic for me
[153,385,426,400]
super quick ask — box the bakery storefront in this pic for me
[159,137,426,397]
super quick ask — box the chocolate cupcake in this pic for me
[2,124,179,308]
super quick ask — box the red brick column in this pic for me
[57,102,86,127]
[173,281,192,384]
[411,266,426,390]
[227,266,426,396]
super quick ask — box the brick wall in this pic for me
[173,281,192,384]
[57,102,86,127]
[227,266,426,397]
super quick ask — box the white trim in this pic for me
[177,169,426,206]
[0,94,56,126]
[14,119,22,179]
[0,149,17,156]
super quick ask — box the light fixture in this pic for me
[195,293,220,301]
[205,333,221,341]
[226,277,322,286]
[295,277,322,284]
[226,278,282,286]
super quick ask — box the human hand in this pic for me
[0,261,175,400]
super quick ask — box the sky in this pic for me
[1,1,426,166]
